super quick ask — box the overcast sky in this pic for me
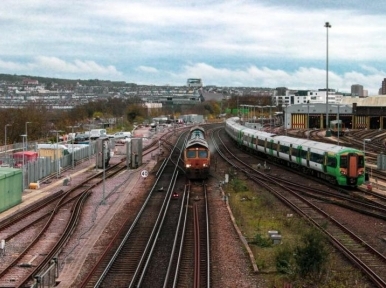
[1,0,386,94]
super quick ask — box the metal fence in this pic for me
[0,142,96,189]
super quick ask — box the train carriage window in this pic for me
[198,150,208,158]
[340,155,347,168]
[327,156,337,167]
[187,150,196,158]
[291,147,298,157]
[258,139,265,147]
[358,155,364,168]
[300,150,307,159]
[280,144,290,154]
[271,142,277,150]
[310,152,324,163]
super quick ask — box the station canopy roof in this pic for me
[341,96,386,107]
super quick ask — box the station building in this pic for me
[283,96,386,130]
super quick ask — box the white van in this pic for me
[90,129,107,140]
[114,131,131,143]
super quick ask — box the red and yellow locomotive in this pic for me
[184,126,210,180]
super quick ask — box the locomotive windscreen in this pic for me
[199,150,208,158]
[187,150,196,158]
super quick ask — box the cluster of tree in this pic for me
[0,96,229,144]
[0,73,136,88]
[0,87,276,145]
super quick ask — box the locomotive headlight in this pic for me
[340,169,347,175]
[203,163,207,167]
[186,164,191,168]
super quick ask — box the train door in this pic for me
[306,148,310,167]
[289,144,292,162]
[264,138,267,154]
[277,141,280,157]
[323,152,328,173]
[238,131,244,146]
[347,153,359,177]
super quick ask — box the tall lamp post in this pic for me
[51,130,63,178]
[25,121,32,151]
[363,138,371,158]
[325,22,331,137]
[101,143,106,205]
[67,126,78,169]
[363,138,371,182]
[270,92,273,132]
[284,104,288,136]
[4,124,11,163]
[331,104,341,146]
[337,104,340,146]
[307,102,310,139]
[20,134,27,191]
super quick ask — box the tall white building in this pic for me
[186,78,203,88]
[274,89,343,106]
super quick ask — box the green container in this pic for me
[0,167,23,213]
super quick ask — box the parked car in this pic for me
[74,133,90,144]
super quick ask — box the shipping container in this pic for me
[0,167,23,213]
[37,144,69,159]
[13,151,39,168]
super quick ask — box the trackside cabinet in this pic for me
[0,167,23,213]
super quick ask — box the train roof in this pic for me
[190,126,205,133]
[228,117,359,154]
[272,135,358,153]
[227,117,276,138]
[186,138,209,149]
[242,127,276,138]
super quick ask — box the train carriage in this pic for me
[184,126,210,180]
[226,117,365,187]
[330,120,345,136]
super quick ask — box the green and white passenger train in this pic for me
[225,117,366,187]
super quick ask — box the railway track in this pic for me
[79,132,186,287]
[0,159,128,287]
[211,127,386,287]
[0,128,182,287]
[78,128,212,287]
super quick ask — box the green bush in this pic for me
[230,177,247,193]
[294,228,329,279]
[275,244,295,275]
[250,233,272,248]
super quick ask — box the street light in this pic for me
[4,124,11,163]
[51,130,63,178]
[331,104,341,146]
[363,139,371,159]
[325,21,331,137]
[25,121,32,151]
[270,92,273,132]
[101,142,106,205]
[20,134,27,191]
[284,103,288,136]
[67,126,78,169]
[337,104,340,146]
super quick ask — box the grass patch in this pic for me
[223,176,371,287]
